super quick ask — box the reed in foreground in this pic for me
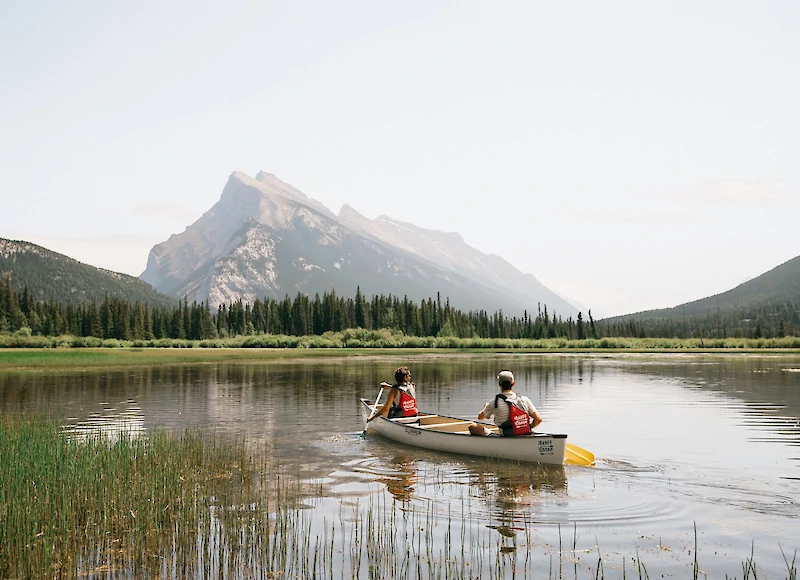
[0,413,286,578]
[2,414,796,579]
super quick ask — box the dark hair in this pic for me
[499,378,513,390]
[394,367,411,384]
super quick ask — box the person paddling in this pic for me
[367,367,418,422]
[469,371,542,436]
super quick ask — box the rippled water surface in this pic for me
[2,353,799,577]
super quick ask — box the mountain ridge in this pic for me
[600,254,800,323]
[0,237,175,308]
[140,171,578,315]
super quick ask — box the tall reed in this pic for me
[0,413,281,578]
[2,413,797,578]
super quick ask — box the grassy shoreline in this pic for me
[3,328,800,352]
[2,335,800,371]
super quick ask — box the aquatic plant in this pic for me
[0,413,280,578]
[1,414,797,579]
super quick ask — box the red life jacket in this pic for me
[495,394,532,437]
[390,385,418,418]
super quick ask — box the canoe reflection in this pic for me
[470,461,567,537]
[377,455,419,504]
[373,452,567,527]
[472,461,568,508]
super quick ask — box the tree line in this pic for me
[0,277,597,340]
[2,276,797,340]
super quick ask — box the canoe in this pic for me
[360,398,567,465]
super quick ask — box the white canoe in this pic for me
[360,398,567,465]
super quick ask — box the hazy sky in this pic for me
[2,1,798,318]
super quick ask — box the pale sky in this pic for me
[2,1,798,318]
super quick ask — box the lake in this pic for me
[1,353,799,578]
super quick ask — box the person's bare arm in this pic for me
[530,410,543,429]
[377,388,398,418]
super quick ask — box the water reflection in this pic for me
[470,462,567,539]
[62,400,145,441]
[2,353,799,577]
[375,455,418,504]
[598,354,800,451]
[351,439,569,533]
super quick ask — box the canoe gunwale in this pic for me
[360,398,567,439]
[359,398,568,464]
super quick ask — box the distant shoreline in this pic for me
[2,342,799,371]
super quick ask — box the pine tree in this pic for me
[588,309,597,339]
[312,293,324,335]
[355,286,366,329]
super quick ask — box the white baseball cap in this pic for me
[497,370,514,385]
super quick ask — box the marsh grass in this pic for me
[0,346,357,371]
[1,414,797,579]
[2,329,800,357]
[0,413,287,578]
[2,334,800,372]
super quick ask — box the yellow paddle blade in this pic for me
[565,443,595,466]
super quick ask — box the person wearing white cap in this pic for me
[468,370,543,436]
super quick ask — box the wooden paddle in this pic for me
[565,443,595,466]
[361,386,385,437]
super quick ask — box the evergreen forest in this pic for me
[1,276,798,341]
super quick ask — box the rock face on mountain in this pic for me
[140,171,576,315]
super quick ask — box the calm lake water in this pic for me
[2,353,799,577]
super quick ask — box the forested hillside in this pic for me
[0,238,175,309]
[600,301,800,339]
[600,255,800,338]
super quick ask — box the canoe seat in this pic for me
[391,415,436,424]
[420,420,473,432]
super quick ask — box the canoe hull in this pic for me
[360,399,567,465]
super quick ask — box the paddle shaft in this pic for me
[362,387,385,433]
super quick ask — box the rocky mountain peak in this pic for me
[140,171,577,315]
[254,170,277,182]
[338,204,370,227]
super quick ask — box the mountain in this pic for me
[0,238,176,308]
[337,205,575,316]
[140,171,576,315]
[601,254,800,323]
